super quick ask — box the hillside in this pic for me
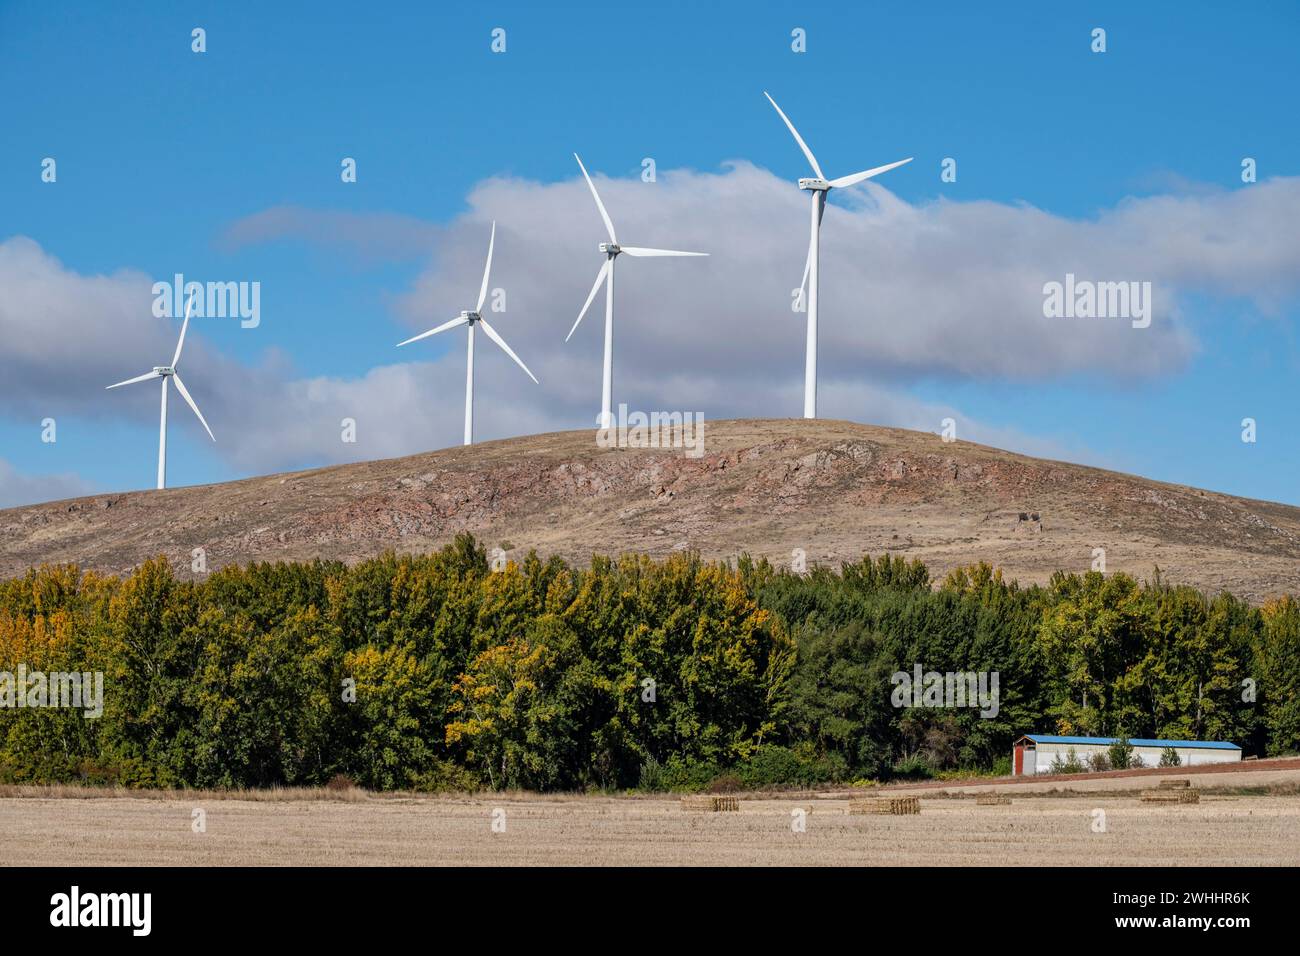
[2,418,1298,601]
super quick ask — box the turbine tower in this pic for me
[106,291,215,490]
[398,221,538,445]
[763,91,912,419]
[567,153,708,429]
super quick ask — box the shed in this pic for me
[1011,734,1242,775]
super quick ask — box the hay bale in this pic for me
[680,795,739,812]
[890,796,921,815]
[1158,778,1192,789]
[848,798,890,815]
[1141,788,1199,804]
[975,793,1011,806]
[849,795,919,815]
[1140,790,1179,802]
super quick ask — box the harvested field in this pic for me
[3,792,1298,866]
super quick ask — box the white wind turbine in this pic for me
[106,291,215,490]
[567,153,708,429]
[397,221,538,445]
[763,91,912,419]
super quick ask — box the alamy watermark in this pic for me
[0,665,103,718]
[596,404,705,458]
[1042,273,1151,329]
[49,886,150,936]
[890,664,999,719]
[152,273,260,328]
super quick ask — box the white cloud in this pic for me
[385,161,1231,388]
[3,168,1299,492]
[0,237,171,416]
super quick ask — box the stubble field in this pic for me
[3,790,1298,866]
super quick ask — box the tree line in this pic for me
[0,535,1296,791]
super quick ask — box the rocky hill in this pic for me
[2,419,1298,602]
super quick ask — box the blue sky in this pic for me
[1,0,1297,506]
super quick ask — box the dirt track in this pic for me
[3,788,1298,866]
[879,757,1300,795]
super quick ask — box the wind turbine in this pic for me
[763,91,912,419]
[106,291,215,490]
[397,221,538,445]
[567,153,708,430]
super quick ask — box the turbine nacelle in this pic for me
[598,242,621,257]
[798,177,831,192]
[459,310,482,324]
[153,366,175,376]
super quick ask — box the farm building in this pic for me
[1011,735,1242,775]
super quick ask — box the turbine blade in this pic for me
[796,197,824,311]
[574,153,617,243]
[828,157,913,189]
[478,318,539,384]
[396,315,469,347]
[566,261,610,342]
[171,373,215,442]
[106,370,162,389]
[476,221,496,313]
[798,236,811,306]
[171,290,197,368]
[763,91,823,179]
[618,246,709,257]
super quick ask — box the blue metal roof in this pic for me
[1019,735,1241,751]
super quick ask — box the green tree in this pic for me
[1258,597,1300,754]
[338,642,439,790]
[1109,736,1134,769]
